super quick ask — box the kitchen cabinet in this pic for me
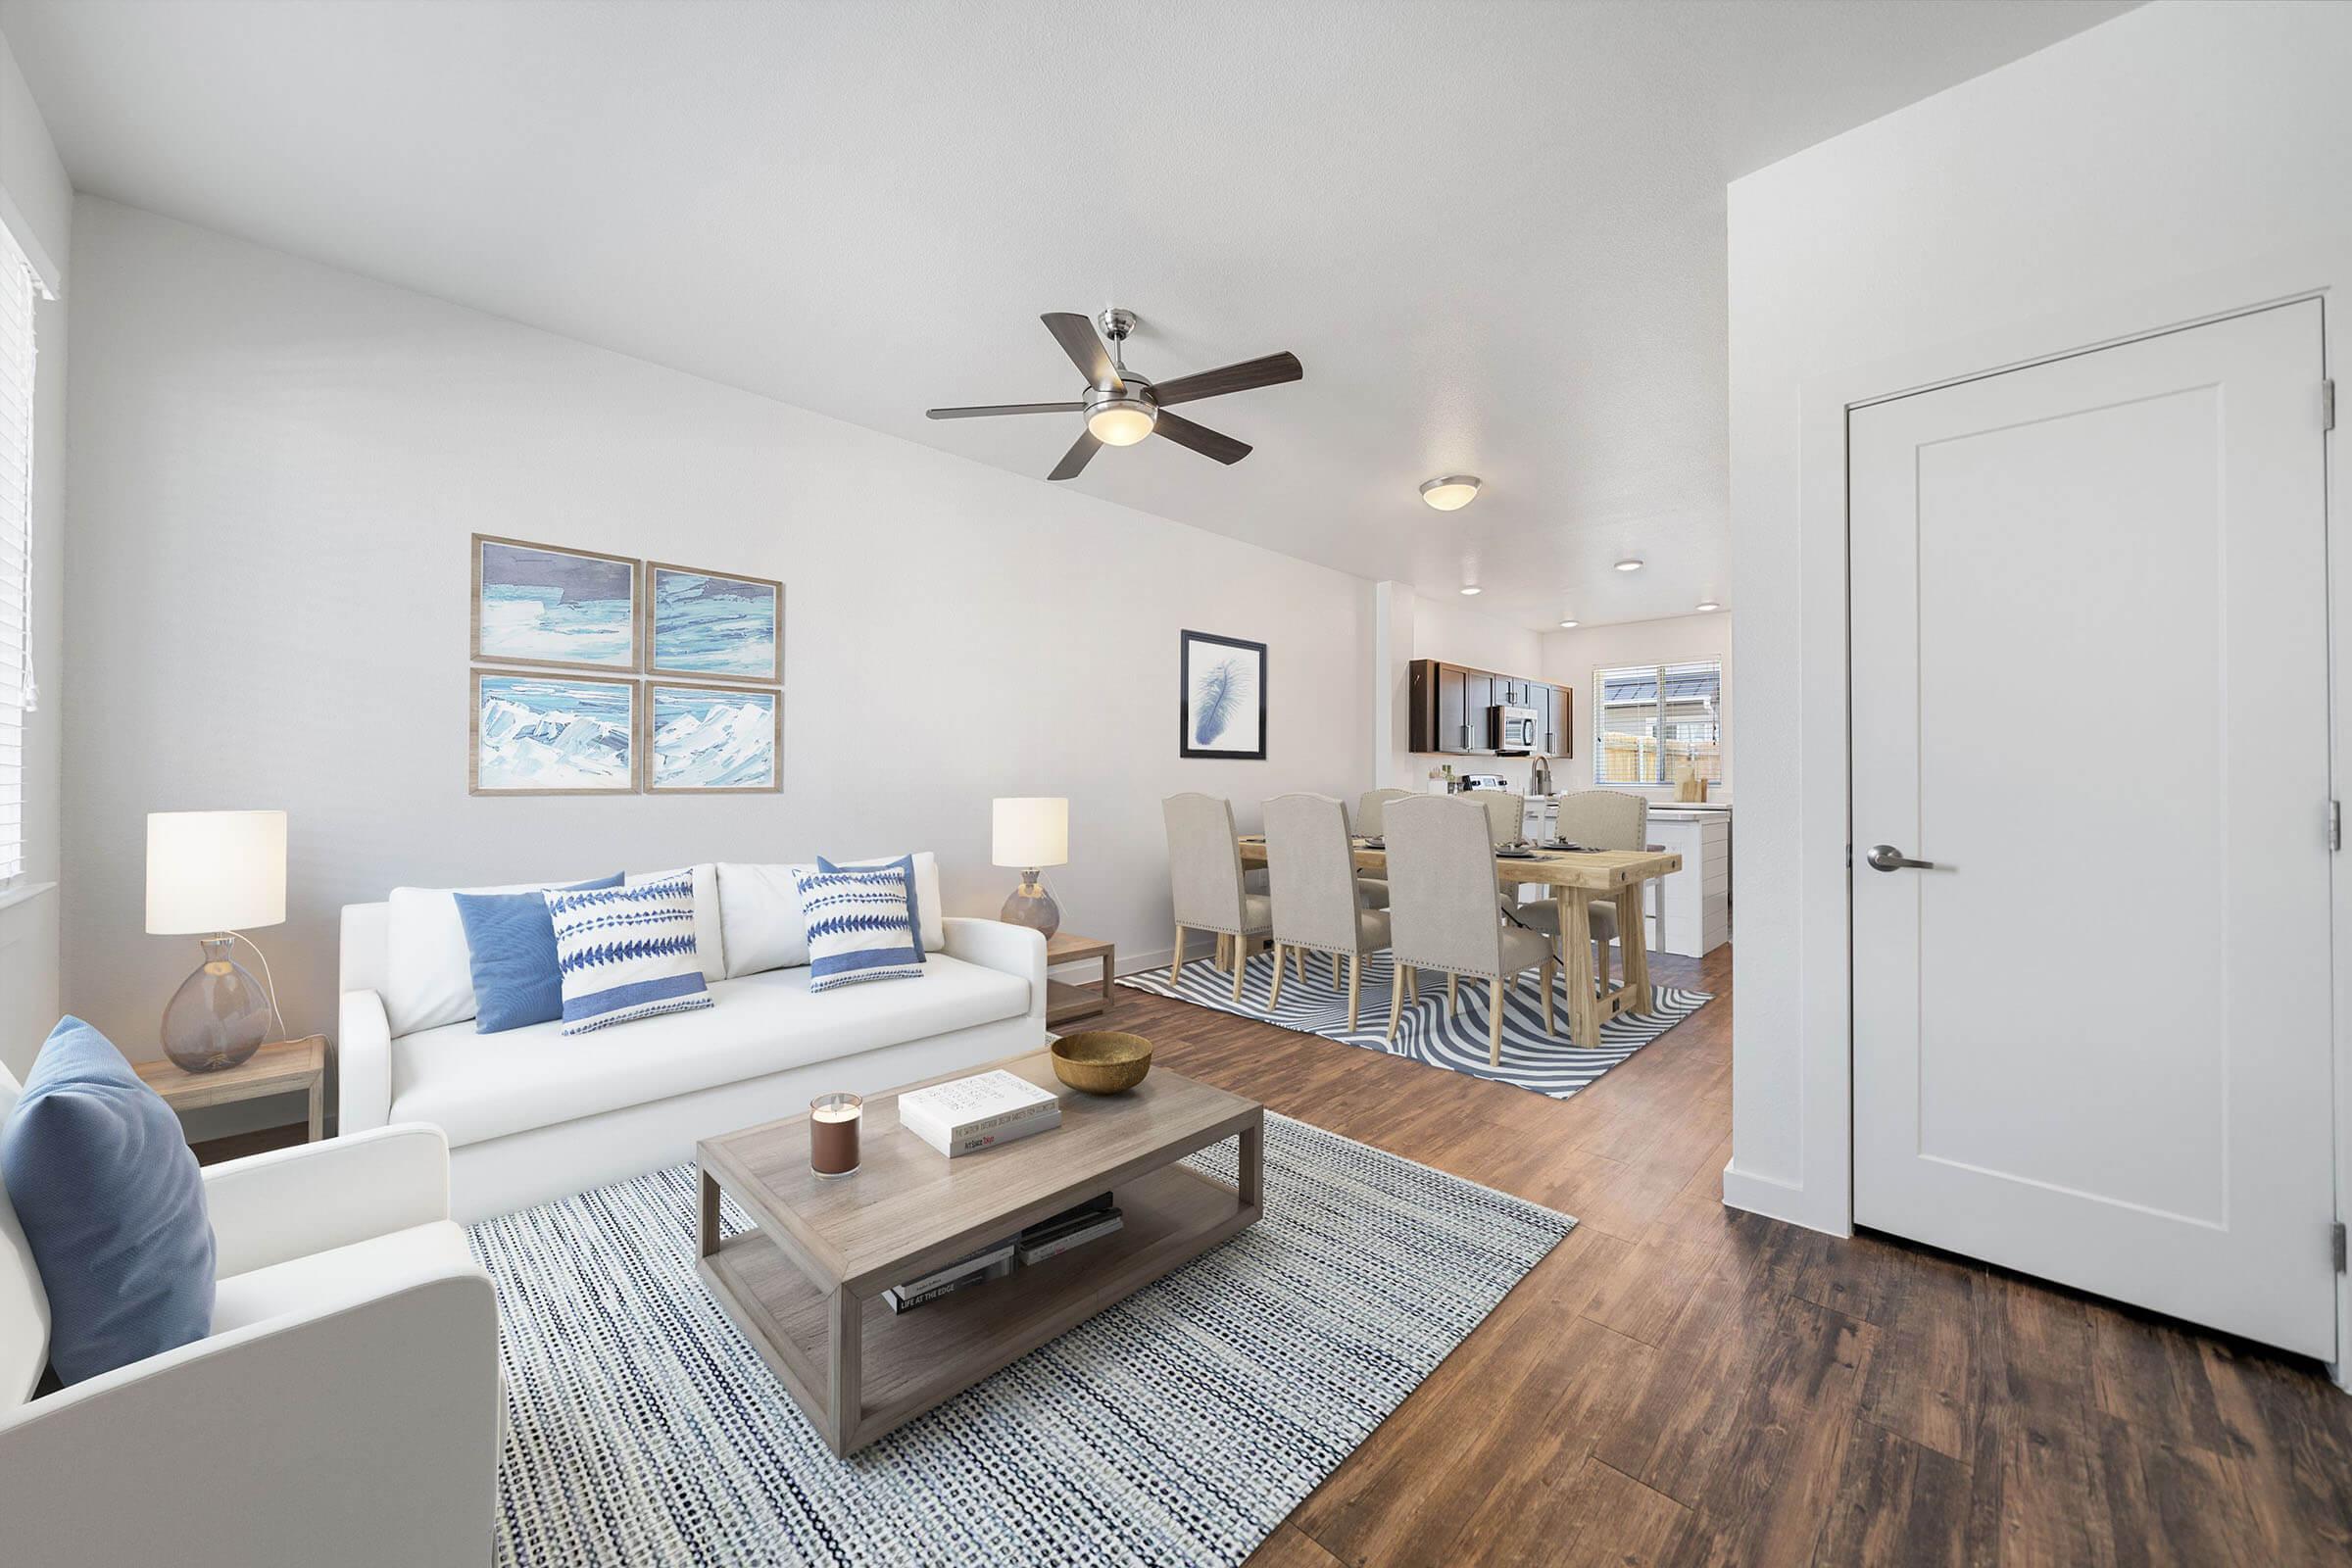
[1408,659,1573,756]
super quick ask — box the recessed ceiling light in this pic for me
[1695,601,1721,612]
[1458,585,1482,596]
[1614,558,1643,572]
[1420,475,1482,512]
[1557,618,1579,629]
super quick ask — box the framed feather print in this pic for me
[1179,630,1267,760]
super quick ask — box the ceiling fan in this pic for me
[926,308,1302,481]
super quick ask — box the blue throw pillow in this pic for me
[795,862,926,991]
[455,874,624,1033]
[0,1017,216,1385]
[814,854,927,960]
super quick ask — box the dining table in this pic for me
[1236,836,1683,1049]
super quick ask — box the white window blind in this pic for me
[0,226,38,885]
[1594,660,1722,787]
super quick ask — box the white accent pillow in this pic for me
[715,852,943,979]
[624,862,725,982]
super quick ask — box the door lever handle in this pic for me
[1866,844,1936,872]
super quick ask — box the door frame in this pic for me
[1768,244,2351,1387]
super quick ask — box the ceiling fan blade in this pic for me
[926,401,1084,419]
[1152,410,1252,465]
[1048,429,1102,481]
[1152,351,1302,407]
[1042,313,1122,390]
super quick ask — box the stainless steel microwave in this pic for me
[1489,705,1539,755]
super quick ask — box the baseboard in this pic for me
[1720,1160,1850,1238]
[1106,933,1224,981]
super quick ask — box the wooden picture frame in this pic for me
[645,560,785,684]
[469,670,640,796]
[470,533,641,673]
[1179,629,1268,760]
[643,681,784,793]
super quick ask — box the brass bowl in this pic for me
[1051,1031,1153,1095]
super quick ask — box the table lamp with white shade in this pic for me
[146,809,287,1072]
[992,797,1068,939]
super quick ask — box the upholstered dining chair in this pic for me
[1464,789,1526,846]
[1382,795,1555,1065]
[1263,794,1392,1029]
[1164,793,1273,1004]
[1546,789,1650,990]
[1351,788,1414,910]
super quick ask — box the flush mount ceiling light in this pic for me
[1695,600,1721,612]
[1419,475,1482,512]
[1614,558,1644,572]
[1458,585,1483,596]
[1557,618,1579,629]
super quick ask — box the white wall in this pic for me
[63,198,1374,1072]
[0,26,68,1080]
[1540,611,1731,799]
[1726,0,2352,1234]
[1380,587,1546,795]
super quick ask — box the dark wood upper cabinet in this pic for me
[1408,659,1571,758]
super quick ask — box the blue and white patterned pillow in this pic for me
[792,862,926,992]
[545,872,714,1034]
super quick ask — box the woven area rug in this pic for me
[1117,946,1711,1100]
[470,1115,1571,1567]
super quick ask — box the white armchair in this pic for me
[0,1107,503,1568]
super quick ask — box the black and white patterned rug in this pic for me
[470,1115,1570,1567]
[1117,947,1711,1100]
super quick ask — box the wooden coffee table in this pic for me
[695,1052,1264,1455]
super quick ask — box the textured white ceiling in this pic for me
[0,0,2133,628]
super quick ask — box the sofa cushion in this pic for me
[387,865,723,1036]
[211,1220,472,1335]
[548,873,713,1035]
[0,1018,217,1386]
[715,853,943,979]
[389,954,1031,1149]
[454,874,623,1034]
[797,862,925,992]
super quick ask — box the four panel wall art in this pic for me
[468,534,784,795]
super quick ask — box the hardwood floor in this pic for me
[1101,944,2352,1568]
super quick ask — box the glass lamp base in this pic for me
[1000,871,1061,939]
[161,936,270,1073]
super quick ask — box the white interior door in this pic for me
[1850,299,2337,1358]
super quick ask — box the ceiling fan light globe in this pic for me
[1085,398,1156,447]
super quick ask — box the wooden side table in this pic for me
[1043,932,1115,1028]
[135,1035,328,1146]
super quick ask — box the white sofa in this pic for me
[340,873,1048,1222]
[0,1103,501,1568]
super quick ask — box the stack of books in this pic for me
[880,1193,1126,1313]
[898,1069,1060,1158]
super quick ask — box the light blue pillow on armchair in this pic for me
[0,1016,216,1385]
[455,873,624,1033]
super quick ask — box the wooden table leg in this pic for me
[698,1169,722,1258]
[1558,885,1598,1047]
[1238,1111,1264,1216]
[826,1286,862,1457]
[1614,882,1650,1012]
[1347,953,1362,1030]
[306,1079,323,1143]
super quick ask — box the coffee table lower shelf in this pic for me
[698,1156,1258,1454]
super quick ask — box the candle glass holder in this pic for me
[808,1093,862,1178]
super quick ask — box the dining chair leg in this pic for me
[1216,931,1231,970]
[1405,966,1419,1004]
[1348,953,1363,1031]
[1232,942,1249,1004]
[1446,972,1458,1014]
[1170,926,1187,985]
[1268,943,1288,1010]
[1488,976,1507,1067]
[1330,953,1341,987]
[1541,958,1556,1037]
[1294,945,1308,984]
[1386,963,1408,1042]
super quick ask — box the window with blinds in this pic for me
[1593,660,1722,787]
[0,228,38,885]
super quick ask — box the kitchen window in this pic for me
[1594,661,1722,788]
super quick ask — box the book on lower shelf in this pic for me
[898,1068,1062,1158]
[880,1193,1124,1311]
